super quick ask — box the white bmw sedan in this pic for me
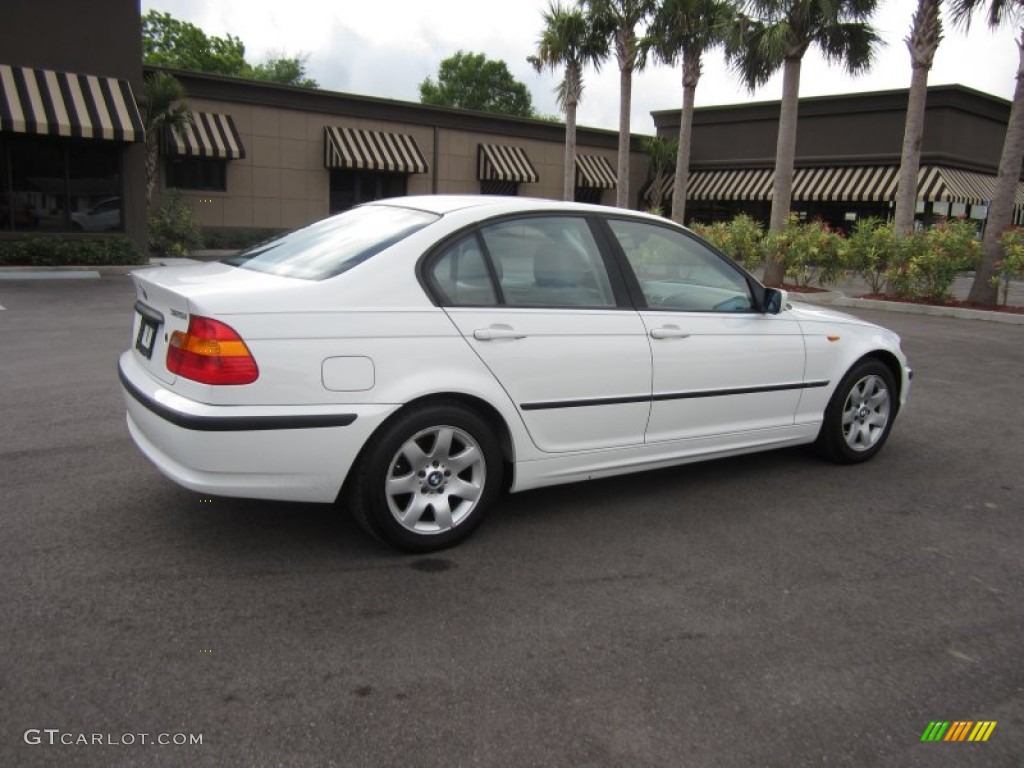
[120,196,911,551]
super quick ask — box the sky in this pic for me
[141,0,1020,135]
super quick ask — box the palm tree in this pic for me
[643,135,679,213]
[894,0,943,236]
[950,0,1024,305]
[583,0,656,208]
[140,71,192,207]
[730,0,881,285]
[643,0,738,223]
[530,2,609,201]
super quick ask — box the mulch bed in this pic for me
[779,283,830,294]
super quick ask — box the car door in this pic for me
[425,215,652,453]
[603,217,808,444]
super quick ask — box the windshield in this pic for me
[223,205,439,280]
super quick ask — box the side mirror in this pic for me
[763,288,788,315]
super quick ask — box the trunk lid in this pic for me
[129,262,307,386]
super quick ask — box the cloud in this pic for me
[144,0,1019,136]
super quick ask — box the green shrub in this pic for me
[148,189,202,256]
[884,219,980,302]
[0,235,144,266]
[691,214,764,266]
[845,218,897,294]
[995,227,1024,305]
[690,220,730,253]
[759,215,846,287]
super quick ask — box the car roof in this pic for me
[366,194,667,222]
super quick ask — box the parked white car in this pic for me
[71,196,120,232]
[119,196,911,551]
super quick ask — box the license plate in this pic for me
[135,316,158,359]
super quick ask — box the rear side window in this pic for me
[479,217,616,308]
[223,205,438,280]
[430,234,497,306]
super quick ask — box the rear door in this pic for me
[426,215,652,453]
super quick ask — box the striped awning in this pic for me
[918,166,1024,206]
[644,168,775,203]
[790,166,899,202]
[690,168,775,201]
[478,144,539,184]
[575,154,617,189]
[646,164,1024,208]
[324,126,428,173]
[0,63,143,142]
[166,111,245,159]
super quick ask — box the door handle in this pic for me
[649,326,690,340]
[473,326,526,341]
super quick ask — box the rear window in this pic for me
[223,205,439,280]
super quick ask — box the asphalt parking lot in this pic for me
[1,275,1022,767]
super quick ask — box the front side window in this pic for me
[608,219,754,312]
[224,204,438,280]
[478,217,616,308]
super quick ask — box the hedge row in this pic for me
[0,236,145,267]
[691,215,990,303]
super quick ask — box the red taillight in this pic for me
[166,316,259,385]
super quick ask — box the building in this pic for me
[0,2,647,254]
[152,67,647,241]
[0,0,147,246]
[648,85,1021,232]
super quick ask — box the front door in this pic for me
[603,218,807,444]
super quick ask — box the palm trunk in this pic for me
[672,51,701,225]
[145,140,159,208]
[894,64,930,236]
[616,65,632,208]
[765,56,802,285]
[967,30,1024,305]
[895,0,940,237]
[564,99,577,202]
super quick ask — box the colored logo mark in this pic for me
[921,721,997,742]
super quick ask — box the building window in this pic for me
[574,187,602,205]
[480,180,518,196]
[0,135,122,233]
[166,158,227,191]
[329,169,407,214]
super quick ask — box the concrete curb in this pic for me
[790,289,1024,325]
[0,258,203,279]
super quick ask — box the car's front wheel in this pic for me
[349,403,503,552]
[816,359,897,463]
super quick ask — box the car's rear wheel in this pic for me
[349,403,502,552]
[816,359,897,463]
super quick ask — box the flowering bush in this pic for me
[995,227,1024,305]
[845,218,897,294]
[691,214,764,266]
[759,215,846,287]
[884,218,980,301]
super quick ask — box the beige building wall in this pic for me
[161,95,653,230]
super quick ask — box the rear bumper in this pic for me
[119,352,397,503]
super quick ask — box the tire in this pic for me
[815,359,898,464]
[348,403,503,552]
